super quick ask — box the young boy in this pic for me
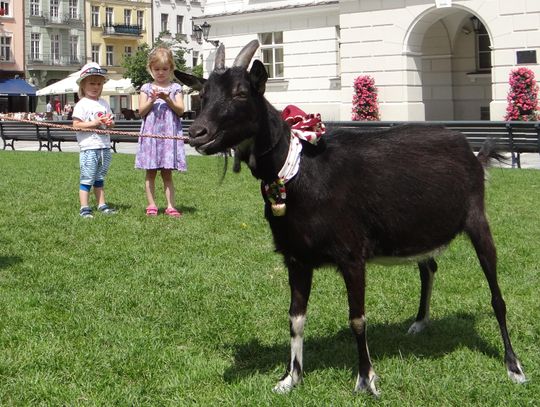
[72,62,116,218]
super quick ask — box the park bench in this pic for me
[110,119,193,152]
[45,121,77,152]
[0,120,49,151]
[2,119,538,167]
[327,120,540,168]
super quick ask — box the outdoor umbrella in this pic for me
[37,72,136,96]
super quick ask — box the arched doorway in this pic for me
[404,7,492,120]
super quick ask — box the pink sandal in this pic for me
[146,205,158,217]
[165,207,182,218]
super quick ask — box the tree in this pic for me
[121,36,201,90]
[504,67,539,121]
[351,75,380,121]
[121,44,152,90]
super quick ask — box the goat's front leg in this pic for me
[342,261,379,397]
[273,258,313,394]
[408,258,437,334]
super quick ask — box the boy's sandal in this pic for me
[165,207,182,218]
[98,204,117,215]
[79,207,93,219]
[146,205,158,216]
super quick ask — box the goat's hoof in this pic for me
[508,361,527,384]
[273,375,297,394]
[407,319,428,334]
[354,372,380,397]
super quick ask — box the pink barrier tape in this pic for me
[0,114,189,141]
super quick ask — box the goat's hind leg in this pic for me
[408,258,437,334]
[273,258,313,394]
[466,211,526,383]
[342,260,379,397]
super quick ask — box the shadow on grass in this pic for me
[0,256,22,269]
[223,311,501,383]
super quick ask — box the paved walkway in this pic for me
[9,140,200,156]
[5,140,540,169]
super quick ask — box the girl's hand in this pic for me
[151,86,171,102]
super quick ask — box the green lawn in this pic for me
[0,151,538,406]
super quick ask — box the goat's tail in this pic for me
[476,139,506,168]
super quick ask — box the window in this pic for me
[124,9,131,25]
[0,36,11,61]
[475,21,491,71]
[124,46,132,58]
[176,15,184,34]
[192,51,199,68]
[91,6,99,27]
[161,14,168,32]
[106,45,113,66]
[69,0,78,19]
[259,32,284,78]
[69,36,78,63]
[92,44,100,63]
[50,0,59,19]
[51,34,60,63]
[31,33,40,60]
[0,1,10,16]
[30,0,40,16]
[105,7,113,26]
[137,10,144,29]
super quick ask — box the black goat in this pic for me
[175,40,526,395]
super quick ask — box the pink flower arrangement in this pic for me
[504,67,539,121]
[351,75,380,121]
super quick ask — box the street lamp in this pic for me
[194,21,220,47]
[193,24,203,44]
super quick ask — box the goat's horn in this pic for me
[233,40,260,69]
[214,43,225,71]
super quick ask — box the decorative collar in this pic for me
[264,105,326,216]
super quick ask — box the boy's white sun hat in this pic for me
[76,62,108,85]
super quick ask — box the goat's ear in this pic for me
[249,60,268,95]
[174,70,205,91]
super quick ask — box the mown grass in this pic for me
[0,151,539,406]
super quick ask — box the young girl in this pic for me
[72,62,116,218]
[135,46,186,217]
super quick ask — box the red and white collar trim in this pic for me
[264,105,326,216]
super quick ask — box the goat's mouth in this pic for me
[189,134,216,154]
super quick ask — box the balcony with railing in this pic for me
[43,12,83,27]
[26,53,84,67]
[102,24,142,37]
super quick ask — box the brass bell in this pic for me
[271,203,286,216]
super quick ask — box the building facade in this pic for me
[25,0,86,90]
[0,0,24,79]
[198,0,540,121]
[153,0,204,71]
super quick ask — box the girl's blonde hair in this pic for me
[147,47,175,79]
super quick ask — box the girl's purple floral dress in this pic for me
[135,82,187,171]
